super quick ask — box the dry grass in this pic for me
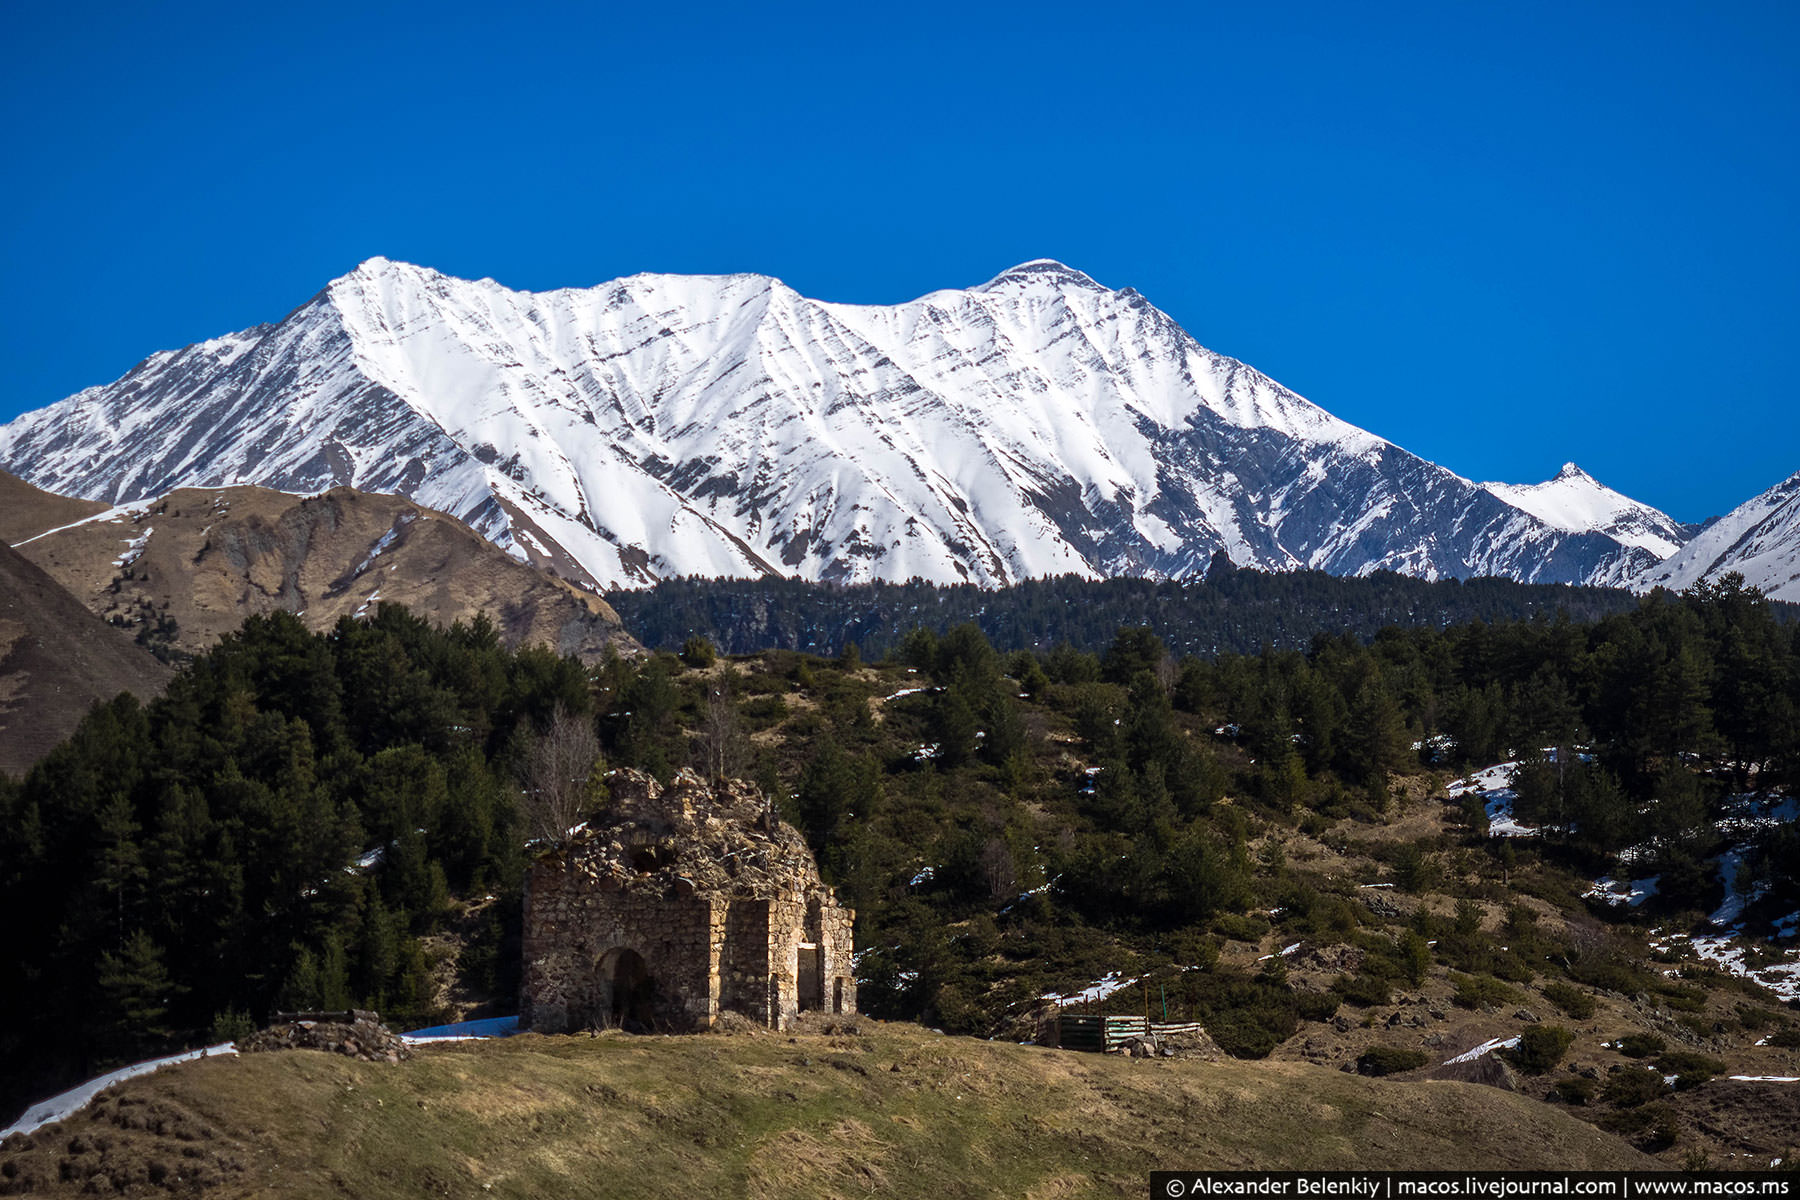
[0,1023,1658,1199]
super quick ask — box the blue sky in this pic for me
[3,0,1794,522]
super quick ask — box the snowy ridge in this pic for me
[1632,470,1800,602]
[1483,463,1690,561]
[0,258,1693,592]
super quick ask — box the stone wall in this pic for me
[521,768,856,1033]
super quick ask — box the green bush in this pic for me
[1451,973,1517,1010]
[739,693,789,729]
[679,635,717,669]
[1552,1076,1598,1105]
[1333,972,1394,1008]
[1768,1026,1800,1049]
[1655,1051,1725,1089]
[209,1008,257,1043]
[1569,959,1655,997]
[1615,1033,1665,1058]
[1601,1067,1667,1107]
[1211,913,1271,942]
[1658,983,1708,1013]
[1505,1025,1575,1074]
[1294,990,1342,1022]
[1541,981,1597,1021]
[1356,1046,1428,1076]
[1638,1102,1681,1151]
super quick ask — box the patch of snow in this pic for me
[1041,973,1130,1006]
[112,525,154,567]
[1445,762,1539,837]
[909,866,936,887]
[1443,1035,1521,1066]
[3,1043,238,1137]
[1729,1076,1800,1083]
[1584,876,1660,908]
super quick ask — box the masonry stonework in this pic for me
[521,768,856,1032]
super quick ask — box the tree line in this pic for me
[3,573,1796,1122]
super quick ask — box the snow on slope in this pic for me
[1633,470,1800,602]
[0,258,1680,592]
[1483,463,1689,561]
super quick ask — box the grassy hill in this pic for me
[0,1021,1657,1198]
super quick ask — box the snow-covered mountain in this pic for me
[1484,462,1695,564]
[1632,471,1800,602]
[0,258,1687,592]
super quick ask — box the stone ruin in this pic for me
[521,768,856,1033]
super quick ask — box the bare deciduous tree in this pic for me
[519,706,601,845]
[694,687,748,781]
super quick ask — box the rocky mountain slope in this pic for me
[0,259,1692,592]
[1633,469,1800,602]
[0,541,172,775]
[6,480,633,663]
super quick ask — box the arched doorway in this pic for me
[594,947,656,1030]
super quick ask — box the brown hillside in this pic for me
[0,1022,1656,1198]
[11,485,635,663]
[0,541,172,776]
[0,469,106,545]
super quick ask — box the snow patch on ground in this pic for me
[3,1043,238,1137]
[1041,973,1129,1006]
[1443,1035,1521,1066]
[1584,876,1660,908]
[1445,762,1539,837]
[112,525,154,568]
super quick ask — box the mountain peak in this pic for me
[977,259,1106,292]
[1553,462,1592,483]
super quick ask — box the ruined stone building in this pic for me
[521,768,856,1033]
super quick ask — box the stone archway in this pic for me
[595,947,656,1030]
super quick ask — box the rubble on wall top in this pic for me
[540,767,831,901]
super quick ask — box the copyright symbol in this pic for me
[1167,1182,1188,1198]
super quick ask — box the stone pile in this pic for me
[237,1017,411,1063]
[551,768,823,900]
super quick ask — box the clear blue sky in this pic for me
[3,0,1795,522]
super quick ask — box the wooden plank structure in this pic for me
[1054,1014,1210,1053]
[273,1009,382,1026]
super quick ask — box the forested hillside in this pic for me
[4,575,1798,1149]
[605,567,1659,658]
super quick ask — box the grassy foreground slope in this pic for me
[0,1023,1653,1198]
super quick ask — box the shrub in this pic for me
[1569,960,1655,997]
[1356,1046,1428,1076]
[1638,1102,1681,1151]
[1212,913,1270,943]
[1295,990,1342,1022]
[1601,1066,1667,1107]
[1655,1051,1725,1089]
[1451,973,1517,1010]
[1768,1026,1800,1049]
[1552,1076,1598,1105]
[1541,982,1596,1021]
[1506,1025,1575,1074]
[1658,984,1708,1013]
[1333,972,1393,1008]
[1615,1033,1665,1059]
[679,636,717,669]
